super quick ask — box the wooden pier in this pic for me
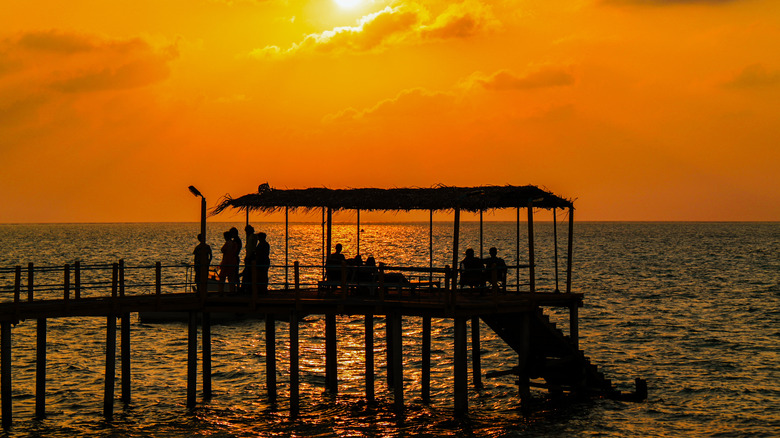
[0,184,648,427]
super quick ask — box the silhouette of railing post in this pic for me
[13,266,20,311]
[119,260,125,298]
[63,264,70,305]
[74,261,81,299]
[27,262,34,302]
[293,262,300,309]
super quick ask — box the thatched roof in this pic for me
[213,184,573,216]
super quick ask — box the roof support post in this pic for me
[356,209,360,256]
[479,210,484,259]
[326,207,333,271]
[516,208,520,292]
[566,206,574,294]
[451,207,461,290]
[553,207,559,293]
[285,206,289,289]
[528,200,535,293]
[429,210,433,284]
[321,208,326,279]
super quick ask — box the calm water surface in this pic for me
[0,222,777,437]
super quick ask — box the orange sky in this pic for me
[1,0,778,222]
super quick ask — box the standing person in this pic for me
[219,230,240,293]
[240,225,258,293]
[255,232,271,292]
[326,243,346,282]
[193,233,212,293]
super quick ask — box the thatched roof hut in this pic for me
[213,184,573,216]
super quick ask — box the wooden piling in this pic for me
[1,321,11,428]
[203,312,212,400]
[121,313,130,404]
[391,313,403,414]
[104,315,116,419]
[386,315,394,389]
[364,313,374,404]
[36,318,46,419]
[471,316,482,390]
[517,313,531,400]
[454,316,468,417]
[325,313,337,394]
[266,315,277,403]
[187,311,197,410]
[289,311,300,419]
[421,316,431,404]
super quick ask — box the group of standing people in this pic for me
[192,225,270,294]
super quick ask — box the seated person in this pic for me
[483,246,507,288]
[459,248,484,288]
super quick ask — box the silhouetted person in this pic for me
[459,248,484,288]
[240,225,258,293]
[193,233,212,292]
[360,256,377,282]
[326,243,346,282]
[219,230,240,293]
[256,232,271,292]
[483,246,507,289]
[347,254,363,281]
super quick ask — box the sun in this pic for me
[333,0,362,9]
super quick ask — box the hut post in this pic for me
[364,313,374,404]
[429,210,433,284]
[104,314,116,419]
[294,262,300,307]
[421,316,431,403]
[326,207,333,265]
[451,207,461,295]
[566,207,574,294]
[200,196,207,245]
[1,321,11,428]
[186,311,197,410]
[479,210,484,259]
[285,206,290,289]
[527,200,535,293]
[325,313,338,394]
[453,316,468,417]
[289,311,300,419]
[321,207,326,279]
[516,208,520,292]
[203,312,212,400]
[266,315,277,403]
[553,207,560,293]
[35,317,46,420]
[74,261,81,299]
[356,209,360,256]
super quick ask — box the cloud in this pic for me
[0,30,177,94]
[420,0,500,39]
[324,87,456,123]
[724,64,780,89]
[253,1,500,58]
[467,67,575,91]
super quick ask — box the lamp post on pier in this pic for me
[188,185,207,239]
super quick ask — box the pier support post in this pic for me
[517,312,531,400]
[454,317,468,417]
[203,312,212,400]
[266,315,277,403]
[391,313,403,415]
[104,315,116,419]
[289,312,300,419]
[187,312,197,410]
[386,315,394,389]
[36,318,46,419]
[471,317,482,390]
[2,321,11,428]
[120,313,130,404]
[365,313,374,404]
[421,316,431,404]
[325,313,337,394]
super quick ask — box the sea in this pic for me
[0,221,777,437]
